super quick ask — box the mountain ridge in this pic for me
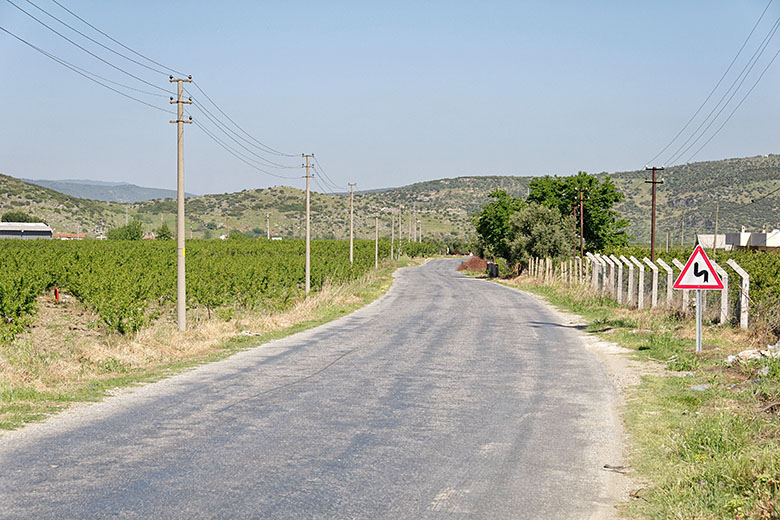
[2,153,778,244]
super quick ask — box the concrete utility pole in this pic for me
[348,183,356,265]
[579,189,584,260]
[390,212,394,260]
[266,213,270,239]
[417,219,421,242]
[302,154,314,294]
[375,217,378,269]
[666,229,670,252]
[680,212,685,250]
[169,75,192,331]
[645,166,664,262]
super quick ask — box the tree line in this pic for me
[472,172,629,273]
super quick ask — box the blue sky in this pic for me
[1,1,778,195]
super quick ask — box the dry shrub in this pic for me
[456,257,487,272]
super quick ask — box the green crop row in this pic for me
[0,239,394,337]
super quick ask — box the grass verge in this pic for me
[497,275,780,520]
[0,257,423,431]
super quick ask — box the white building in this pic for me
[0,222,53,239]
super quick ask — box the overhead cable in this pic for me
[191,80,297,158]
[189,118,299,180]
[665,14,780,165]
[646,0,774,165]
[684,44,780,163]
[48,0,187,76]
[21,0,170,75]
[0,25,174,113]
[5,0,170,94]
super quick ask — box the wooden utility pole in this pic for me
[348,183,356,265]
[666,229,670,252]
[302,153,314,294]
[169,75,192,331]
[713,199,720,259]
[680,212,685,249]
[417,219,421,242]
[645,166,664,262]
[266,213,270,239]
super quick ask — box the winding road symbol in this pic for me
[693,262,708,283]
[673,245,723,290]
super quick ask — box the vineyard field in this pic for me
[0,238,397,338]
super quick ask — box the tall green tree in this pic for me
[1,211,43,223]
[528,171,629,251]
[472,189,524,259]
[507,203,577,267]
[107,220,144,240]
[155,221,172,240]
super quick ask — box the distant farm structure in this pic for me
[0,222,53,240]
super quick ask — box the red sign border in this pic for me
[673,245,724,290]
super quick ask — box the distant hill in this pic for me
[22,178,198,203]
[3,154,779,244]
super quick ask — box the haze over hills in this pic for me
[21,178,198,203]
[2,153,779,244]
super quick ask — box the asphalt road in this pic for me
[0,258,621,519]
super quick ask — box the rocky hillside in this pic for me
[2,154,778,243]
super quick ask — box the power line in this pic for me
[186,96,298,168]
[664,14,780,165]
[189,118,299,180]
[5,0,170,94]
[190,80,297,158]
[731,183,780,210]
[313,156,347,191]
[646,0,774,165]
[0,25,174,113]
[21,0,170,75]
[47,0,187,76]
[684,44,780,163]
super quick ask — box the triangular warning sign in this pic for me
[673,245,724,290]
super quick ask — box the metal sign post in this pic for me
[696,289,703,352]
[673,245,724,353]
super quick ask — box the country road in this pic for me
[0,258,623,519]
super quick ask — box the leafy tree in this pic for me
[2,211,43,223]
[507,203,577,268]
[107,220,143,240]
[228,230,248,240]
[155,221,172,240]
[528,171,629,251]
[473,189,524,259]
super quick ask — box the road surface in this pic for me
[0,258,622,519]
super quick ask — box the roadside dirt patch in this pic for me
[456,256,487,272]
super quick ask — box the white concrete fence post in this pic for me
[630,256,645,309]
[619,255,634,306]
[609,254,623,304]
[727,258,750,330]
[602,254,617,298]
[656,258,674,306]
[643,257,659,307]
[672,258,689,314]
[711,260,729,325]
[586,252,599,291]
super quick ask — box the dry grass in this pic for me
[0,266,394,429]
